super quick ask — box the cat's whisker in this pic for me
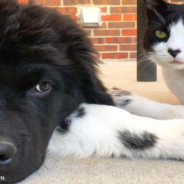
[137,59,151,67]
[137,59,155,76]
[136,40,146,44]
[148,21,162,26]
[137,54,146,59]
[145,4,167,28]
[154,10,166,25]
[137,51,154,57]
[137,51,155,65]
[137,54,151,65]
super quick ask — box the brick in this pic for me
[69,14,79,21]
[94,30,120,36]
[100,22,108,29]
[108,22,135,28]
[96,45,118,51]
[133,37,137,43]
[33,0,61,5]
[34,0,48,5]
[130,52,137,59]
[122,0,137,5]
[84,22,107,29]
[122,29,137,36]
[56,7,77,14]
[49,0,61,5]
[123,14,137,21]
[120,45,136,51]
[63,0,90,5]
[102,15,121,21]
[106,37,134,44]
[92,38,105,44]
[93,53,101,59]
[85,30,92,36]
[102,53,128,59]
[93,0,120,5]
[111,7,137,14]
[18,0,28,3]
[101,7,107,13]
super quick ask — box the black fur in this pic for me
[143,0,184,53]
[76,107,85,118]
[57,119,71,133]
[119,130,158,150]
[0,0,114,183]
[120,99,131,106]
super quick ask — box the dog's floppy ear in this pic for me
[60,52,114,106]
[74,60,114,105]
[46,11,114,105]
[53,15,114,106]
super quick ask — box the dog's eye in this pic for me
[32,81,52,93]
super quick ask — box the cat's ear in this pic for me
[143,0,169,22]
[143,0,168,8]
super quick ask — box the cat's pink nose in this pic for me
[168,49,181,57]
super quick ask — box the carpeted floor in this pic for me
[20,61,184,184]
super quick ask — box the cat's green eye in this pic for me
[155,30,167,38]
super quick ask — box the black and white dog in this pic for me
[1,0,184,183]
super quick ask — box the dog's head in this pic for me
[0,0,113,183]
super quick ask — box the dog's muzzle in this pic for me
[0,137,16,166]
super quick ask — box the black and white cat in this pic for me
[113,0,184,120]
[48,0,184,161]
[144,0,184,103]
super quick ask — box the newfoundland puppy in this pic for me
[2,0,184,183]
[0,0,113,182]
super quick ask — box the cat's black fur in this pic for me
[143,0,184,53]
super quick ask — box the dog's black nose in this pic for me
[0,142,16,165]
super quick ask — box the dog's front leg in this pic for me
[48,104,184,160]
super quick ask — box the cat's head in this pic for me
[143,0,184,70]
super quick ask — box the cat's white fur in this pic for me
[112,91,184,120]
[150,19,184,104]
[162,68,184,104]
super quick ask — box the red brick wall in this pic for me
[61,0,137,61]
[18,0,137,61]
[17,0,184,61]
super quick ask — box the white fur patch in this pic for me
[48,103,184,161]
